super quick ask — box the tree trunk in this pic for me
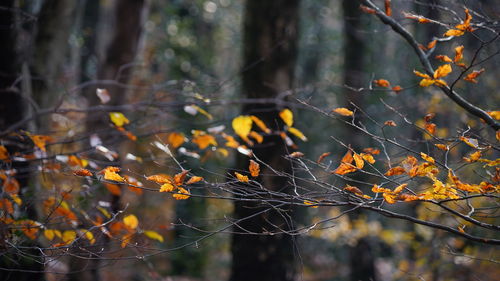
[0,2,44,280]
[230,1,300,281]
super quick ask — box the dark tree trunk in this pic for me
[342,2,377,281]
[0,2,44,280]
[230,1,300,281]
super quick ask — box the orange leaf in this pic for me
[103,169,125,182]
[374,79,390,87]
[249,131,264,144]
[363,148,380,155]
[0,145,9,160]
[426,40,436,49]
[384,120,397,127]
[459,136,479,148]
[30,135,53,152]
[173,187,190,200]
[192,134,217,149]
[385,166,406,176]
[186,176,203,185]
[359,5,376,14]
[249,160,260,177]
[444,29,464,37]
[250,115,271,134]
[159,183,175,192]
[105,183,121,196]
[425,123,436,135]
[434,144,449,151]
[391,85,402,93]
[317,152,331,164]
[463,151,481,163]
[433,64,452,79]
[174,170,189,186]
[435,55,453,63]
[289,151,304,158]
[167,132,185,148]
[73,169,93,177]
[353,153,364,169]
[360,153,375,164]
[3,177,19,195]
[333,107,353,117]
[403,12,431,23]
[463,68,485,83]
[454,46,464,63]
[333,163,357,175]
[384,0,391,16]
[235,172,249,183]
[344,185,364,196]
[146,174,172,184]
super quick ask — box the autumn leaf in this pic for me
[403,12,431,23]
[0,199,14,214]
[463,68,485,83]
[192,134,217,149]
[0,145,9,160]
[384,120,397,127]
[109,112,129,127]
[463,151,481,162]
[435,55,452,63]
[359,5,376,14]
[250,115,271,134]
[317,152,331,164]
[424,123,436,135]
[248,131,264,144]
[173,187,190,200]
[144,230,164,242]
[360,153,375,164]
[344,185,364,196]
[167,132,185,148]
[235,172,249,183]
[96,88,110,104]
[392,85,402,93]
[434,144,449,151]
[73,169,93,177]
[385,166,406,176]
[363,147,380,155]
[159,183,175,192]
[444,9,474,37]
[487,111,500,120]
[174,170,189,186]
[454,45,464,63]
[289,151,304,158]
[123,214,139,229]
[420,152,435,164]
[287,127,308,141]
[384,0,391,16]
[101,166,125,182]
[353,153,364,169]
[30,135,54,152]
[62,230,77,245]
[426,40,436,50]
[303,200,318,208]
[146,174,172,184]
[232,115,253,139]
[374,79,390,87]
[333,150,357,175]
[186,176,203,185]
[332,107,353,117]
[459,136,479,148]
[105,183,121,196]
[279,109,294,127]
[184,104,213,119]
[249,160,260,177]
[434,64,452,79]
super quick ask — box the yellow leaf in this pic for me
[393,183,408,194]
[332,107,353,117]
[420,152,435,164]
[434,144,449,151]
[44,229,55,241]
[9,194,21,205]
[444,29,464,37]
[192,105,213,120]
[249,160,260,177]
[454,46,464,63]
[250,115,271,134]
[123,214,139,229]
[303,200,318,208]
[173,187,190,200]
[360,153,375,164]
[459,136,479,148]
[433,64,452,79]
[62,230,76,245]
[146,174,172,184]
[232,116,253,139]
[279,109,294,127]
[385,166,406,176]
[413,70,431,79]
[83,230,95,245]
[372,185,392,193]
[235,172,249,183]
[104,170,125,182]
[353,153,364,169]
[435,55,453,63]
[487,111,500,120]
[159,183,175,192]
[463,151,481,162]
[168,132,185,148]
[30,135,53,152]
[144,230,164,242]
[287,127,308,141]
[174,170,189,186]
[109,112,130,127]
[383,193,397,204]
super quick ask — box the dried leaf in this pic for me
[147,174,172,184]
[385,166,406,176]
[0,145,9,160]
[289,151,304,158]
[392,85,402,93]
[159,183,175,192]
[344,185,364,196]
[434,144,449,151]
[249,160,260,177]
[459,136,479,148]
[353,153,364,169]
[62,230,76,245]
[317,152,331,164]
[248,131,264,144]
[384,120,397,127]
[73,169,93,177]
[384,0,391,16]
[463,68,485,83]
[433,64,452,79]
[359,4,376,14]
[192,134,217,149]
[435,55,453,63]
[174,170,189,186]
[454,46,464,63]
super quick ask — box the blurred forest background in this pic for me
[0,0,499,281]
